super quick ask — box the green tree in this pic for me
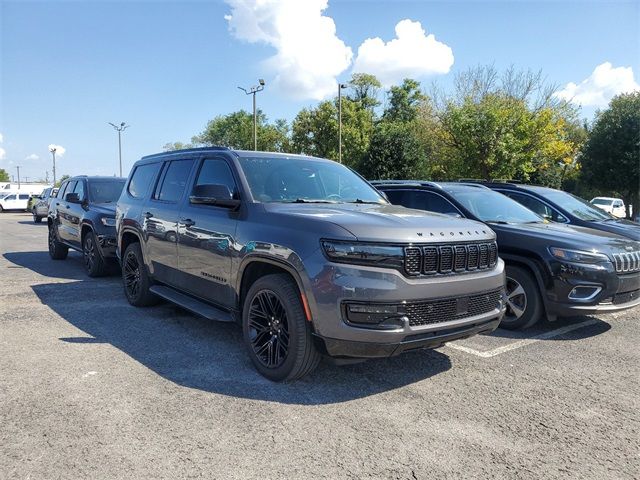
[580,92,640,218]
[348,73,382,111]
[55,175,70,187]
[359,121,427,180]
[291,101,338,159]
[0,168,9,182]
[434,66,582,182]
[384,79,426,122]
[192,110,290,152]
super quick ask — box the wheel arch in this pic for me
[237,256,312,324]
[501,253,550,319]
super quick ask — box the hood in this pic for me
[490,221,640,255]
[263,202,494,243]
[90,203,117,216]
[586,219,640,241]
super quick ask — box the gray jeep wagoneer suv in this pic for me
[116,148,506,381]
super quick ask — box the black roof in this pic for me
[141,146,328,162]
[69,175,126,181]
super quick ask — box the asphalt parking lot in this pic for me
[1,212,639,479]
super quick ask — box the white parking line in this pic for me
[446,319,600,358]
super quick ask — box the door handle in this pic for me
[144,211,154,219]
[180,218,195,227]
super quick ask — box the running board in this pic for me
[150,285,235,322]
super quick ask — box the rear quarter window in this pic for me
[128,163,162,199]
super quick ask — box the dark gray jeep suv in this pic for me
[116,148,506,381]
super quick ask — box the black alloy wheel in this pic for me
[122,242,158,307]
[48,225,68,260]
[248,290,290,369]
[83,232,107,277]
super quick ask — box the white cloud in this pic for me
[352,19,454,86]
[555,62,640,107]
[0,133,3,143]
[48,144,66,157]
[0,147,5,160]
[25,154,40,161]
[224,0,353,100]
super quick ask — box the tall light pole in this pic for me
[49,147,57,185]
[338,83,348,163]
[109,122,129,177]
[16,166,21,188]
[238,79,265,150]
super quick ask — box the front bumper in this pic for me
[545,260,640,316]
[301,252,506,358]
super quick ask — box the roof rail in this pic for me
[454,182,491,189]
[491,178,522,184]
[457,178,488,183]
[141,145,231,160]
[370,179,443,189]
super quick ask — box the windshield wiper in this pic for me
[288,198,337,204]
[485,220,511,224]
[348,199,381,204]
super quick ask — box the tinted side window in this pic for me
[128,163,161,199]
[64,181,77,200]
[194,159,237,195]
[57,181,69,199]
[5,195,15,200]
[19,194,30,200]
[383,190,406,205]
[73,180,85,200]
[155,159,195,203]
[403,190,460,215]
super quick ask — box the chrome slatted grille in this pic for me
[612,251,640,273]
[404,242,498,276]
[405,289,503,326]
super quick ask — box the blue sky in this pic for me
[1,0,638,182]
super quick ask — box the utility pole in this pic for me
[49,147,57,185]
[238,79,265,150]
[338,83,348,163]
[16,166,21,188]
[109,122,129,177]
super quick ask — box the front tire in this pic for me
[122,242,158,307]
[83,231,107,277]
[501,265,543,330]
[33,213,42,223]
[48,225,69,260]
[243,273,320,382]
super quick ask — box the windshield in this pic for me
[448,188,543,223]
[238,156,387,204]
[89,180,126,203]
[591,198,613,207]
[540,190,613,221]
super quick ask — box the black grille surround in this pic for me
[404,242,498,276]
[405,289,503,327]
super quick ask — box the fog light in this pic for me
[568,286,602,301]
[346,303,403,326]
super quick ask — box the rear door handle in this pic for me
[180,218,195,227]
[144,211,153,219]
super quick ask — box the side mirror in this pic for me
[190,184,240,209]
[66,192,81,204]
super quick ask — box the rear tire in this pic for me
[500,265,542,330]
[243,273,320,382]
[83,231,107,277]
[122,242,158,307]
[48,224,69,260]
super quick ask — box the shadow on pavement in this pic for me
[17,220,47,226]
[32,279,452,405]
[4,251,88,280]
[489,315,611,340]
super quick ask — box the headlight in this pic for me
[322,241,404,270]
[549,247,609,264]
[100,217,116,227]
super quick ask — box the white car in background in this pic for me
[0,193,31,211]
[590,197,627,218]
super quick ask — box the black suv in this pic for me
[374,181,640,329]
[48,176,126,276]
[116,148,507,381]
[470,182,640,241]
